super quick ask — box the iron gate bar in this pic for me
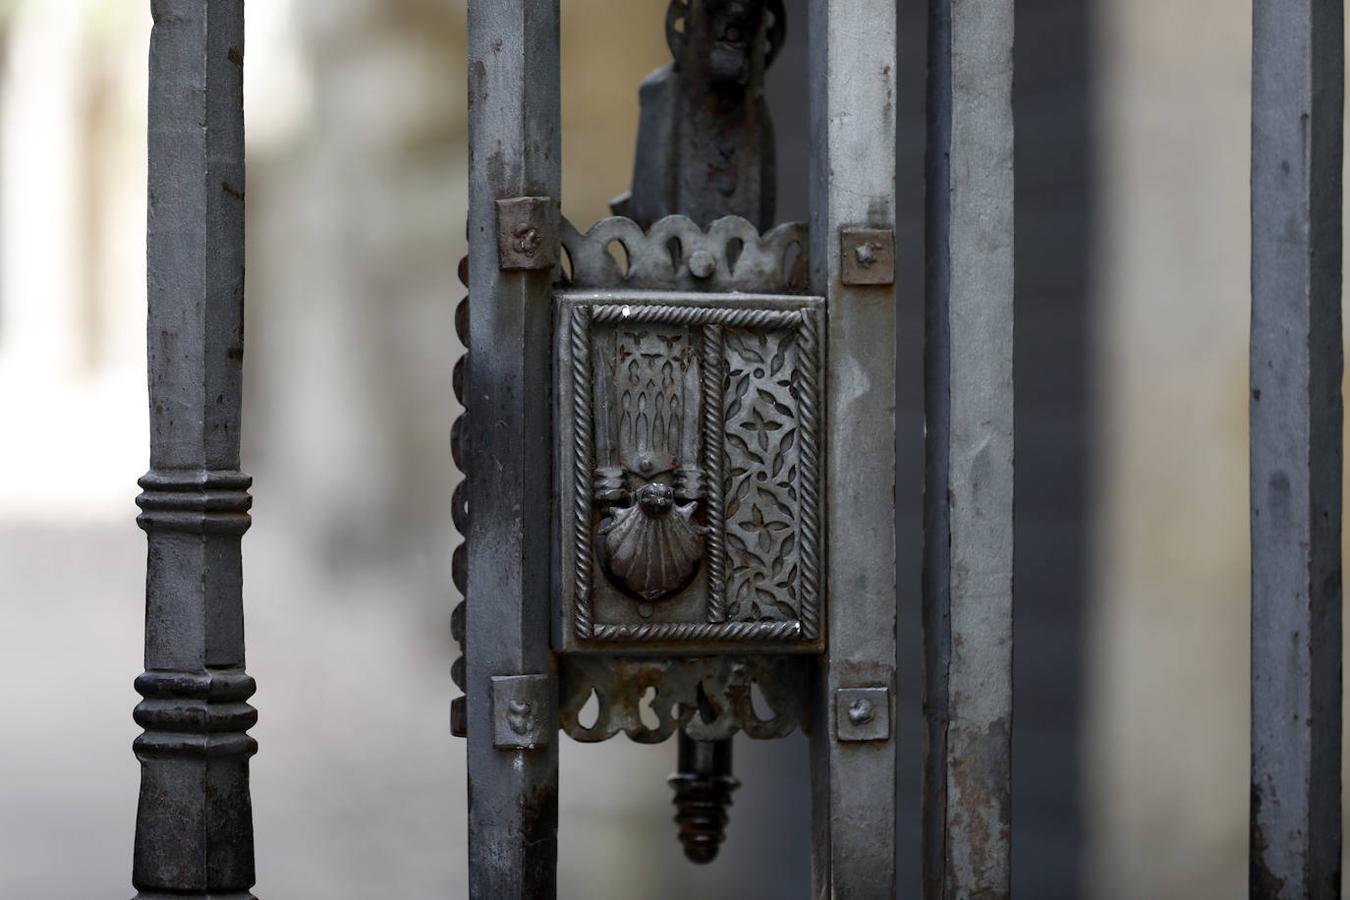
[464,0,562,895]
[133,1,256,897]
[1249,0,1344,896]
[923,0,1015,897]
[804,0,899,895]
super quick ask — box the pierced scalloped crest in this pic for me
[559,214,809,293]
[560,656,810,744]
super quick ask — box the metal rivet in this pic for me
[492,674,552,749]
[836,686,890,742]
[513,226,541,257]
[688,250,716,279]
[854,242,877,267]
[847,699,874,725]
[508,699,533,734]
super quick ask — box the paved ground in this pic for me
[0,520,809,899]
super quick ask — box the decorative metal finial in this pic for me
[668,732,741,863]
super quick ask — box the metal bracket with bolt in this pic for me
[491,674,555,750]
[840,226,896,286]
[496,196,558,271]
[835,686,891,742]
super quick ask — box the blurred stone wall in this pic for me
[1086,0,1256,895]
[1087,3,1350,897]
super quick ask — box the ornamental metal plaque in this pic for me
[556,290,825,653]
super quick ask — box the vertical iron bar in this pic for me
[465,0,561,895]
[1249,0,1343,896]
[805,0,898,895]
[923,0,1015,897]
[134,2,255,897]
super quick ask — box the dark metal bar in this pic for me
[1249,1,1343,896]
[923,0,1015,896]
[805,0,899,894]
[465,0,561,894]
[133,2,255,897]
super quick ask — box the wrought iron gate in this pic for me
[128,1,1341,898]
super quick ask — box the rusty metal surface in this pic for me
[1250,1,1344,896]
[496,196,559,271]
[923,0,1016,897]
[839,227,896,286]
[559,655,810,743]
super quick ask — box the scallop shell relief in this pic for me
[559,292,824,650]
[594,328,707,601]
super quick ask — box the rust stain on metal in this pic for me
[840,226,896,286]
[469,60,486,111]
[945,715,1011,898]
[495,196,557,271]
[1249,784,1288,899]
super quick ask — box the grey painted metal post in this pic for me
[805,0,898,895]
[465,0,561,895]
[1249,1,1343,896]
[923,0,1015,897]
[134,2,255,897]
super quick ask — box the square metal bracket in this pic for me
[496,196,558,271]
[840,227,895,286]
[835,686,891,742]
[491,674,555,750]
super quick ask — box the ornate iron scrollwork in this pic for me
[560,215,807,294]
[559,656,809,744]
[451,0,908,885]
[551,0,818,869]
[556,221,823,653]
[554,213,820,865]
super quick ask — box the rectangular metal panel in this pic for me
[923,0,1015,897]
[134,1,256,897]
[465,0,562,896]
[805,0,899,895]
[555,290,825,656]
[1250,1,1343,896]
